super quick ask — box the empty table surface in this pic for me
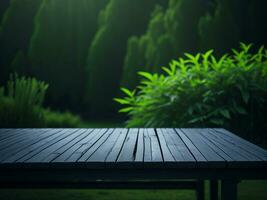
[0,128,267,169]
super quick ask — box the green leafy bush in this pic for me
[0,74,48,127]
[43,109,82,128]
[0,75,83,128]
[115,44,267,142]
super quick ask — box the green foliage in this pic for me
[199,0,245,55]
[1,0,267,119]
[29,0,108,112]
[116,44,267,141]
[0,0,9,22]
[86,0,168,115]
[0,0,42,84]
[43,109,82,128]
[121,0,210,89]
[199,0,267,55]
[122,0,267,91]
[0,74,48,127]
[0,75,83,128]
[7,74,48,108]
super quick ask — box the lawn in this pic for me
[0,181,267,200]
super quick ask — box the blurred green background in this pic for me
[0,0,267,199]
[1,0,267,145]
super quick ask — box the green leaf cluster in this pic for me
[0,75,82,128]
[0,74,48,127]
[115,44,267,142]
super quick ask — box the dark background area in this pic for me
[0,0,266,120]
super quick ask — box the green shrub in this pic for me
[0,74,83,128]
[0,74,48,127]
[115,44,267,143]
[43,109,82,128]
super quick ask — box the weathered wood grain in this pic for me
[0,128,266,169]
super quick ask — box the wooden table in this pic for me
[0,128,267,200]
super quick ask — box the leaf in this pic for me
[162,67,172,76]
[188,106,193,115]
[235,106,247,115]
[203,49,214,59]
[121,87,134,97]
[219,109,231,119]
[113,98,130,105]
[119,107,133,113]
[240,43,252,53]
[138,71,153,81]
[188,118,200,124]
[184,53,196,61]
[237,84,250,104]
[241,90,250,104]
[210,118,224,126]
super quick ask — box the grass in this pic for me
[0,181,267,200]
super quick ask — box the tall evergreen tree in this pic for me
[87,0,167,116]
[29,0,108,112]
[198,0,267,55]
[121,0,209,89]
[0,0,10,21]
[198,0,246,55]
[0,0,42,85]
[247,0,267,47]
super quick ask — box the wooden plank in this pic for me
[78,129,115,162]
[87,129,123,166]
[159,129,196,168]
[53,129,101,162]
[214,129,267,161]
[180,129,225,167]
[160,129,184,162]
[0,128,22,137]
[45,129,93,162]
[144,129,152,162]
[0,129,31,146]
[0,129,45,154]
[0,129,20,141]
[26,129,87,163]
[116,128,139,166]
[2,129,65,163]
[201,129,262,162]
[134,128,144,164]
[218,129,267,154]
[175,129,207,166]
[1,128,266,170]
[0,129,52,151]
[0,129,41,150]
[105,129,128,165]
[196,130,233,162]
[0,129,12,134]
[17,129,78,162]
[63,129,108,162]
[0,129,62,162]
[156,129,175,165]
[143,129,163,167]
[166,129,195,161]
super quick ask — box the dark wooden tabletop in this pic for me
[0,128,267,169]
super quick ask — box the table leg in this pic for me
[221,179,238,200]
[210,180,218,200]
[196,180,205,200]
